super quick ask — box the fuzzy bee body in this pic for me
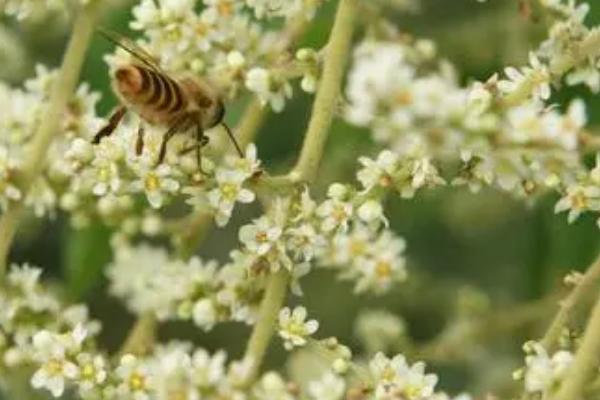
[113,64,224,131]
[92,28,242,167]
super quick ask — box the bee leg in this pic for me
[157,122,182,165]
[135,124,145,156]
[92,106,127,144]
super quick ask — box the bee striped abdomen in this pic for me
[115,65,187,124]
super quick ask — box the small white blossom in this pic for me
[115,354,154,399]
[192,299,217,331]
[278,306,319,350]
[206,168,256,226]
[370,352,438,400]
[246,67,293,112]
[523,342,573,395]
[308,372,345,400]
[30,326,87,398]
[131,163,180,209]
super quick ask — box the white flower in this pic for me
[239,216,283,256]
[277,306,319,350]
[555,184,600,223]
[523,342,573,394]
[498,52,551,101]
[357,200,388,226]
[355,232,407,294]
[357,151,399,192]
[543,99,586,150]
[107,244,200,319]
[308,372,345,400]
[253,371,295,400]
[192,298,217,331]
[0,146,22,209]
[30,326,87,398]
[115,354,154,399]
[205,168,255,226]
[411,157,441,188]
[370,352,438,400]
[286,223,325,262]
[224,143,261,178]
[131,163,180,209]
[91,159,121,197]
[75,352,108,395]
[191,348,226,389]
[246,67,293,112]
[316,187,353,232]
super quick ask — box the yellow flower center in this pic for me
[375,261,392,279]
[349,240,366,257]
[221,183,238,199]
[45,359,63,375]
[98,166,110,181]
[81,363,95,380]
[571,190,587,210]
[332,205,347,222]
[403,385,422,398]
[381,365,396,381]
[129,372,146,391]
[394,90,413,105]
[145,173,160,191]
[218,1,232,15]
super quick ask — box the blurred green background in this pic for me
[3,0,600,398]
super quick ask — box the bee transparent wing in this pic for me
[98,27,164,73]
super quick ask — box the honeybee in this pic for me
[92,28,244,169]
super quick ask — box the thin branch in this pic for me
[0,4,100,276]
[241,0,358,386]
[541,254,600,352]
[291,0,357,183]
[551,281,600,400]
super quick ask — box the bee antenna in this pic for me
[222,122,244,158]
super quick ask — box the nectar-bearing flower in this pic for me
[207,168,256,226]
[369,352,438,400]
[277,306,319,350]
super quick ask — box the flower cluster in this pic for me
[118,0,326,112]
[515,341,575,397]
[0,65,103,218]
[0,68,260,229]
[28,336,344,399]
[235,181,408,294]
[0,264,102,398]
[2,0,72,20]
[344,6,600,225]
[106,243,264,330]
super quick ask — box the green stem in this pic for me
[0,4,99,276]
[552,285,600,400]
[242,269,289,385]
[292,0,357,183]
[541,254,600,352]
[241,0,357,386]
[119,313,157,356]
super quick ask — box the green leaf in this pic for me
[63,224,112,300]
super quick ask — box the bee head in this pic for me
[205,97,226,129]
